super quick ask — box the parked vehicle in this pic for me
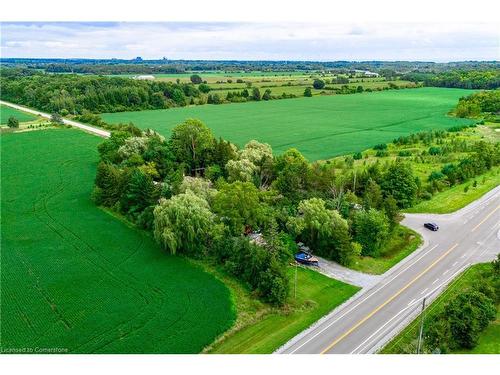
[294,251,319,266]
[424,222,439,231]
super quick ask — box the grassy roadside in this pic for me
[198,263,360,354]
[453,309,500,354]
[406,166,500,214]
[381,263,499,354]
[350,225,422,275]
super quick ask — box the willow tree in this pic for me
[153,192,214,255]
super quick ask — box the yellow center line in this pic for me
[320,243,459,354]
[471,204,500,232]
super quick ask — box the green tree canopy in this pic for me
[190,74,203,84]
[153,192,215,255]
[7,116,19,128]
[353,208,390,257]
[287,198,355,265]
[170,119,215,176]
[381,162,418,208]
[212,181,267,235]
[313,79,325,89]
[273,148,310,199]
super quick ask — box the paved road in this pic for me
[278,185,500,354]
[0,100,110,138]
[315,256,382,289]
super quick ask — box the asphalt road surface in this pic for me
[278,185,500,354]
[0,100,110,138]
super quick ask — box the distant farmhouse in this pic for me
[133,75,155,80]
[353,69,380,77]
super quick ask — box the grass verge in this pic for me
[350,225,422,275]
[406,167,500,214]
[381,263,499,354]
[199,263,360,354]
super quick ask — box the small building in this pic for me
[247,230,267,247]
[133,75,155,81]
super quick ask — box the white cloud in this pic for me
[0,22,498,61]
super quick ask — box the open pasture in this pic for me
[102,88,475,161]
[1,104,37,124]
[0,129,235,353]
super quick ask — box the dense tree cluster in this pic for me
[0,69,202,114]
[424,256,499,353]
[92,119,443,304]
[404,70,500,89]
[454,90,500,118]
[91,115,498,306]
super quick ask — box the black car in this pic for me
[424,222,439,231]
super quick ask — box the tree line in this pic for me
[403,70,500,89]
[0,68,200,114]
[454,89,500,119]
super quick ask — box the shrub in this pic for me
[373,143,388,150]
[313,79,325,89]
[398,150,412,157]
[353,152,363,160]
[190,74,202,84]
[7,116,19,128]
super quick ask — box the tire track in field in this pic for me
[273,114,434,150]
[88,288,192,353]
[28,160,170,352]
[33,160,179,353]
[12,247,73,331]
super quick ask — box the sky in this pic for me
[1,22,499,62]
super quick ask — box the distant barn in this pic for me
[133,75,155,80]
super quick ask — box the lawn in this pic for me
[350,226,422,275]
[0,129,235,354]
[206,266,360,354]
[406,166,500,214]
[0,104,37,124]
[381,263,499,354]
[102,88,475,161]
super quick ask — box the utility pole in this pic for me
[294,261,298,300]
[417,297,427,354]
[353,169,357,193]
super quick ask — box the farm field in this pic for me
[210,79,415,99]
[0,129,235,353]
[1,104,37,124]
[108,71,412,98]
[102,88,475,161]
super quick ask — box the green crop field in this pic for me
[102,88,475,161]
[1,105,37,124]
[0,129,235,353]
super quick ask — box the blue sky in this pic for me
[1,22,498,61]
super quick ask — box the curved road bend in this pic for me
[278,185,500,354]
[0,100,110,138]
